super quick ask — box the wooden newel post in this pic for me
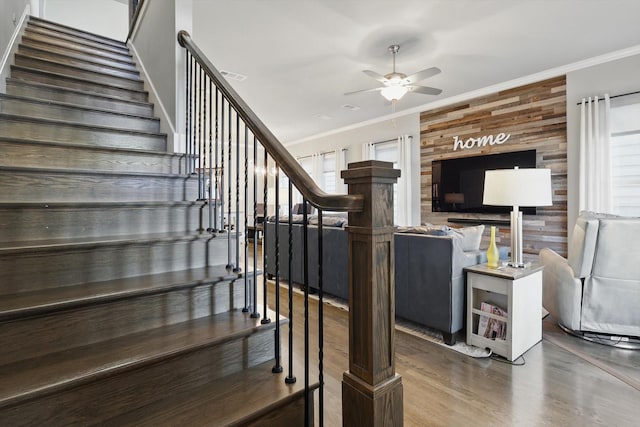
[341,160,403,427]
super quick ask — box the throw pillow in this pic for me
[308,215,347,228]
[449,225,485,251]
[396,225,450,236]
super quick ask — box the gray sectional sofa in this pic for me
[264,219,500,344]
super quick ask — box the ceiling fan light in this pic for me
[381,85,408,101]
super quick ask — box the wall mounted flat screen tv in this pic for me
[431,149,537,214]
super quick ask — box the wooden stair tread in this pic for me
[5,78,154,109]
[0,112,165,137]
[0,309,275,409]
[24,26,131,58]
[28,17,128,49]
[0,164,192,181]
[0,231,226,254]
[0,136,188,159]
[0,265,247,320]
[15,52,143,84]
[11,65,148,96]
[19,41,138,73]
[0,93,158,122]
[106,360,313,426]
[28,16,128,46]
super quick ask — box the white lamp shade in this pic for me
[381,85,408,101]
[483,168,552,207]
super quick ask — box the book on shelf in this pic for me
[477,302,507,340]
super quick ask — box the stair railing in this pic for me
[178,30,364,426]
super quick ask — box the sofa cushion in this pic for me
[308,215,347,228]
[449,225,485,251]
[396,225,449,236]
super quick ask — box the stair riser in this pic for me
[0,279,246,366]
[0,97,159,132]
[0,203,205,242]
[15,55,144,91]
[18,45,140,80]
[0,140,185,175]
[24,26,131,57]
[28,18,127,51]
[0,118,165,150]
[22,31,133,64]
[0,320,272,425]
[0,170,197,203]
[11,67,147,102]
[0,235,234,295]
[6,80,153,116]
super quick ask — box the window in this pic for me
[296,151,340,195]
[610,99,640,216]
[321,152,336,193]
[372,141,399,221]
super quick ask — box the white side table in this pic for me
[465,263,543,361]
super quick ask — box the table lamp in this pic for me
[483,167,552,267]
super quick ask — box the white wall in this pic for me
[565,53,640,238]
[44,0,128,41]
[0,0,31,83]
[286,113,421,225]
[130,0,192,152]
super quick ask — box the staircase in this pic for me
[0,16,307,426]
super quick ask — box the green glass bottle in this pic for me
[487,226,500,268]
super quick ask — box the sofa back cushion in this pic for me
[591,218,640,280]
[568,211,619,278]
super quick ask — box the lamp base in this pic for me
[507,261,530,269]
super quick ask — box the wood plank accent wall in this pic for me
[420,76,567,258]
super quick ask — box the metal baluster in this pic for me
[242,125,249,312]
[191,58,196,174]
[272,167,282,373]
[212,89,220,232]
[285,180,296,384]
[233,115,241,272]
[219,97,225,234]
[251,135,260,319]
[207,78,213,232]
[317,208,324,427]
[186,54,192,174]
[302,198,310,426]
[184,52,191,174]
[261,150,271,325]
[226,104,233,269]
[197,65,203,199]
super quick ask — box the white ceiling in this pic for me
[192,0,640,144]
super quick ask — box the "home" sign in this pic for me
[452,132,511,151]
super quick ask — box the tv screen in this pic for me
[432,150,537,214]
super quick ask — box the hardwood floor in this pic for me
[253,243,640,426]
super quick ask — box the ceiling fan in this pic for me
[346,44,442,101]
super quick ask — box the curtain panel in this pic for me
[579,95,612,213]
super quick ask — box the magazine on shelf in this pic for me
[477,302,507,340]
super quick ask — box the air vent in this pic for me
[220,70,247,82]
[342,104,361,111]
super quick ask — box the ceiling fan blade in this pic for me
[344,86,384,96]
[362,69,389,84]
[408,85,443,96]
[405,67,441,84]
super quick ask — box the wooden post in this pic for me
[341,160,403,427]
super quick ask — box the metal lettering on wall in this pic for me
[452,132,511,151]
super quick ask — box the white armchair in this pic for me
[540,211,640,339]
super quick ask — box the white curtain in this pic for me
[310,153,322,189]
[579,95,613,213]
[335,148,348,194]
[361,141,375,160]
[396,135,413,226]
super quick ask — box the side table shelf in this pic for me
[465,263,544,361]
